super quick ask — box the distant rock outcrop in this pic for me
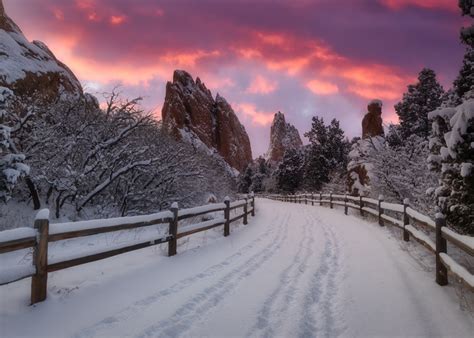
[0,0,83,102]
[348,99,385,195]
[161,70,252,172]
[267,111,303,163]
[362,99,384,139]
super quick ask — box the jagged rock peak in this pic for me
[362,99,384,139]
[267,111,303,162]
[162,70,252,172]
[0,2,83,101]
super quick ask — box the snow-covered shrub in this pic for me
[0,87,29,201]
[428,94,474,234]
[368,135,438,214]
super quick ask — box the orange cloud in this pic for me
[381,0,456,11]
[307,79,339,95]
[161,50,221,67]
[246,75,278,94]
[52,8,64,21]
[110,15,126,25]
[258,32,286,46]
[234,103,274,126]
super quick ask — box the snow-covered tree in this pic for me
[428,94,474,234]
[426,1,474,234]
[368,135,438,213]
[453,1,474,99]
[303,117,350,191]
[0,87,29,201]
[395,68,444,139]
[275,148,304,193]
[238,165,253,193]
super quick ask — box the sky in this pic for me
[5,0,467,156]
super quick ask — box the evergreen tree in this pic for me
[453,1,474,99]
[427,1,474,234]
[275,148,304,193]
[395,68,444,139]
[303,117,350,190]
[238,165,253,193]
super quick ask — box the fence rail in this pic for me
[0,194,256,304]
[267,193,474,292]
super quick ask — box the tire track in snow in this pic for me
[75,212,289,338]
[74,212,286,338]
[297,210,346,338]
[246,206,318,337]
[135,212,292,338]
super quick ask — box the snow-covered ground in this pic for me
[0,198,473,337]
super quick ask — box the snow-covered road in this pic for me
[1,198,473,337]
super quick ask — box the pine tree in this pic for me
[303,117,350,190]
[395,68,444,139]
[427,1,474,234]
[238,165,253,193]
[275,148,304,193]
[454,1,474,99]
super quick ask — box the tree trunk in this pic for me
[25,177,40,210]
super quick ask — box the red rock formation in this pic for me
[162,70,252,172]
[0,0,83,101]
[362,99,384,139]
[267,111,303,163]
[348,99,385,195]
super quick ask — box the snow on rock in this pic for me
[161,70,252,172]
[0,2,83,101]
[266,111,303,162]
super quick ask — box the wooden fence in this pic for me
[268,193,474,292]
[0,194,256,304]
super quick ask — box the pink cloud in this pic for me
[306,79,339,95]
[109,15,126,25]
[380,0,457,11]
[234,103,275,126]
[246,75,278,94]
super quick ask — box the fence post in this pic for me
[168,202,179,257]
[243,196,248,225]
[359,195,364,216]
[305,193,307,205]
[31,209,50,305]
[319,192,322,206]
[435,213,448,286]
[329,192,333,209]
[251,192,255,216]
[344,193,348,215]
[378,195,384,226]
[403,198,410,242]
[224,196,230,237]
[311,192,314,206]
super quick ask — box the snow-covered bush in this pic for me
[428,94,474,234]
[0,87,29,201]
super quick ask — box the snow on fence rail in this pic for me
[267,193,474,291]
[0,194,256,304]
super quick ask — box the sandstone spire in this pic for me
[162,70,252,172]
[267,111,302,162]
